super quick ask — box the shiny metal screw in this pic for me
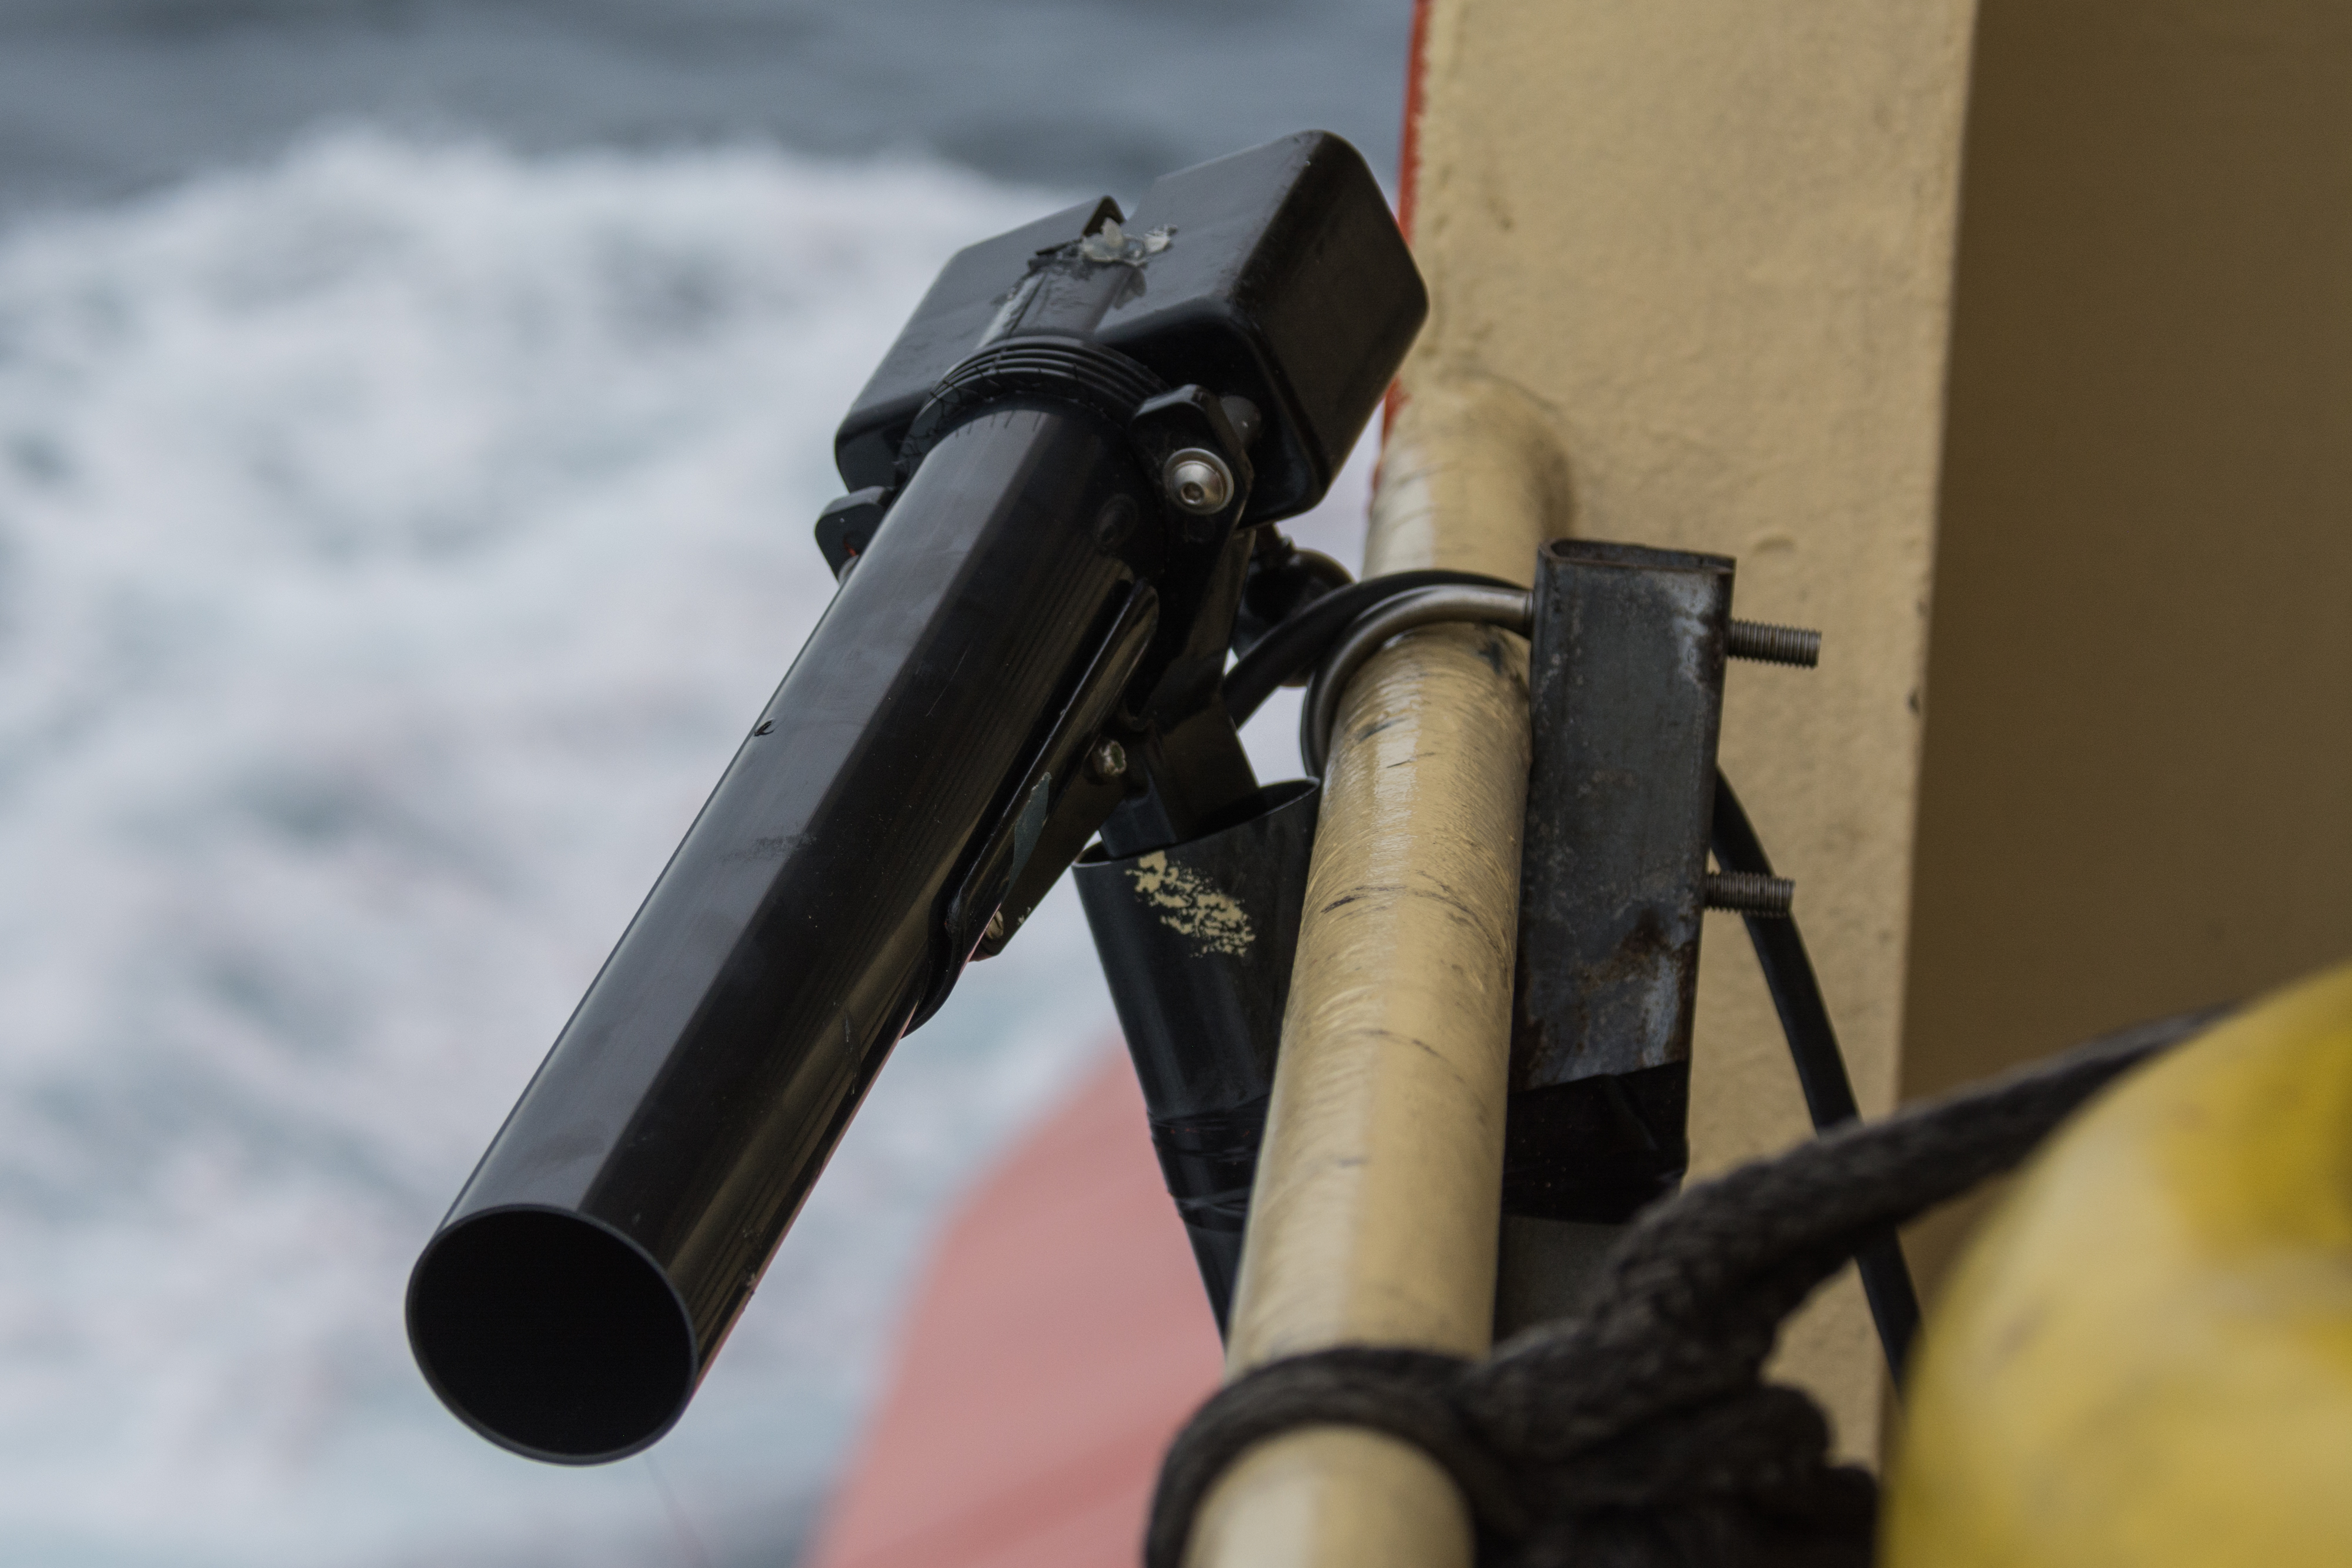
[1163,449,1234,515]
[1726,620,1822,667]
[984,911,1006,944]
[1087,738,1128,782]
[1705,871,1796,917]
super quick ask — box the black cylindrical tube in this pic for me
[1074,780,1317,1331]
[407,402,1150,1462]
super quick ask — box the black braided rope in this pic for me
[1147,1003,2229,1568]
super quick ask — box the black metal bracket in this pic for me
[1506,538,1736,1226]
[1075,780,1320,1332]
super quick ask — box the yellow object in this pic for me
[1885,961,2352,1564]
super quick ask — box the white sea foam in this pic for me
[0,128,1370,1566]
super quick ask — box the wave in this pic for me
[0,127,1110,1568]
[0,123,1373,1566]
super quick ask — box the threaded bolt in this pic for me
[1706,871,1795,917]
[1727,620,1821,667]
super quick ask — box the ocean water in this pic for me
[0,1,1412,216]
[0,125,1375,1566]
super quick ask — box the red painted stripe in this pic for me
[1396,0,1434,243]
[803,1053,1224,1568]
[1386,0,1436,441]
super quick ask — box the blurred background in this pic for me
[0,3,1410,1564]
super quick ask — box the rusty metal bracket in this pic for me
[1505,538,1736,1228]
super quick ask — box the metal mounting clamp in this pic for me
[1298,580,1823,777]
[1299,584,1532,775]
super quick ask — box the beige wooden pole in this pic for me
[1184,380,1567,1568]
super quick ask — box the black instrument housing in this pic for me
[406,130,1423,1465]
[836,131,1424,527]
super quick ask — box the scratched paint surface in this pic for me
[1127,852,1256,957]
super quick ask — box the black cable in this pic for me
[1222,568,1521,727]
[1710,771,1924,1383]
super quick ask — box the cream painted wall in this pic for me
[1393,0,2352,1466]
[1394,0,1978,1460]
[1902,0,2352,1293]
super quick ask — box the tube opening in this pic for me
[407,1208,696,1464]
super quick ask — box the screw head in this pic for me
[1088,738,1128,782]
[1162,449,1234,515]
[984,911,1005,944]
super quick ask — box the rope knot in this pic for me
[1148,1347,1873,1568]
